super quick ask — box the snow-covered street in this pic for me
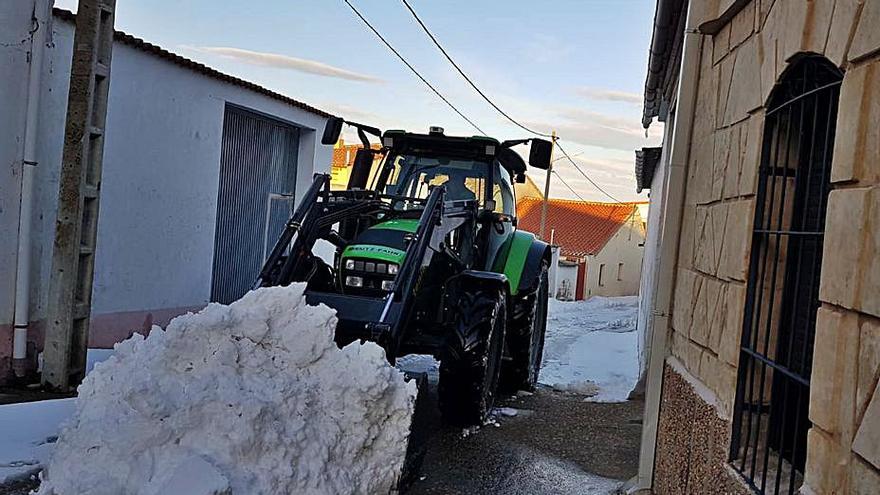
[540,296,640,402]
[406,295,642,494]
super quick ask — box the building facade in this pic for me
[636,1,880,494]
[0,5,333,383]
[518,198,645,300]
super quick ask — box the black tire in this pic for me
[499,263,549,393]
[438,289,506,426]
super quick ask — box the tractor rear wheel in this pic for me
[438,289,506,426]
[500,263,549,393]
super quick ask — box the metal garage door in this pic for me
[211,105,299,304]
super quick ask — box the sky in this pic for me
[56,0,662,202]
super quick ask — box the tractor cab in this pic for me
[336,128,527,282]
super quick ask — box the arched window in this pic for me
[730,56,843,495]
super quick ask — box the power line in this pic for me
[552,170,586,201]
[349,0,624,204]
[554,141,623,203]
[342,0,486,135]
[398,0,623,203]
[399,0,552,138]
[552,149,583,163]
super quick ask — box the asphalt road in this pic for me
[404,377,644,495]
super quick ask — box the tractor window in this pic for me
[493,164,515,215]
[381,155,404,189]
[385,154,489,205]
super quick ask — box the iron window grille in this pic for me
[730,56,843,495]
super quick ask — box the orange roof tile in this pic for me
[331,140,381,169]
[517,198,636,258]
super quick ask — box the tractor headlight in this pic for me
[388,263,399,275]
[345,259,355,270]
[345,276,363,287]
[381,280,395,291]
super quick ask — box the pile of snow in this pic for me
[540,296,639,402]
[37,285,416,495]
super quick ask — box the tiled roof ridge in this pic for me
[517,196,635,207]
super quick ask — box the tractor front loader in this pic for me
[256,119,553,430]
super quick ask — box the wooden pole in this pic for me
[43,0,116,391]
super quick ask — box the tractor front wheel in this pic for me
[438,289,506,426]
[500,262,549,393]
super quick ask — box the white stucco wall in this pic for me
[583,212,646,298]
[635,116,674,385]
[0,2,38,328]
[25,16,332,324]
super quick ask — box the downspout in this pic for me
[631,1,703,492]
[13,0,50,376]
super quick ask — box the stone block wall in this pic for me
[655,0,880,493]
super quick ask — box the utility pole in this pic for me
[539,130,557,240]
[43,0,116,391]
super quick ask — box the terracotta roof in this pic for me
[331,140,381,168]
[52,8,332,119]
[517,198,637,258]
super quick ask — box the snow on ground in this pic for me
[84,348,114,375]
[0,398,74,484]
[9,285,414,495]
[0,347,115,485]
[540,296,639,402]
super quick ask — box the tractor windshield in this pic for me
[382,154,489,206]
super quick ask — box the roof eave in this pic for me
[642,0,687,128]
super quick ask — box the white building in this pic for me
[0,5,334,382]
[518,198,645,300]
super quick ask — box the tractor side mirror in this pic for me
[321,116,344,145]
[529,138,553,170]
[347,149,375,190]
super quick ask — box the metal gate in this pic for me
[729,56,842,495]
[211,105,299,304]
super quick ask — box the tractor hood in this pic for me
[341,219,418,264]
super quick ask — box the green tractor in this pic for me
[256,118,552,426]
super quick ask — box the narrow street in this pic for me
[408,384,642,494]
[399,296,643,494]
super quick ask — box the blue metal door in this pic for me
[211,105,299,304]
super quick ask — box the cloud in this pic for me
[574,87,643,105]
[525,108,662,153]
[186,46,382,83]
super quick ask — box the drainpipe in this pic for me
[631,2,703,492]
[13,0,50,376]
